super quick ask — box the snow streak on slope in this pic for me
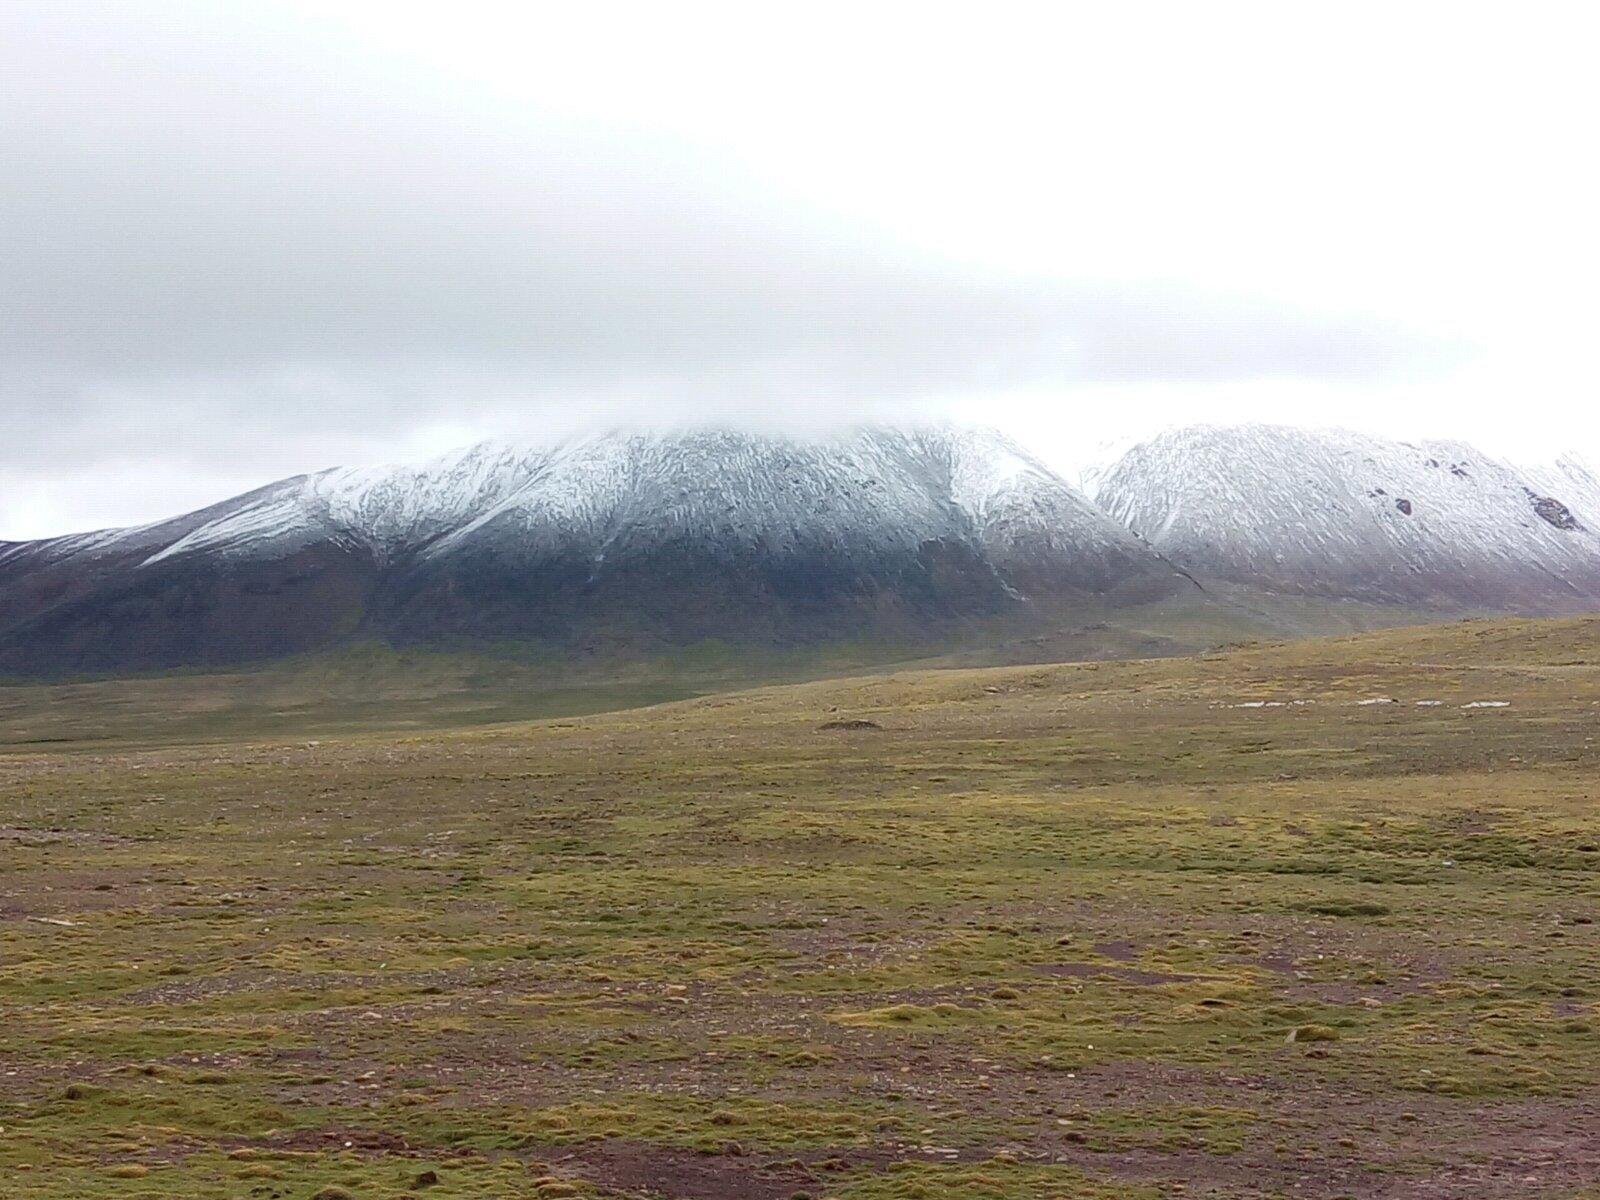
[4,426,1162,598]
[408,426,1154,582]
[140,443,550,567]
[0,424,1207,676]
[1095,425,1600,609]
[1521,456,1600,533]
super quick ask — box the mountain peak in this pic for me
[0,423,1188,675]
[1096,422,1600,609]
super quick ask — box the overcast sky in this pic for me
[4,1,1597,538]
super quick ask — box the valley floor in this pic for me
[3,617,1600,1198]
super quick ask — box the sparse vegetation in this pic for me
[3,615,1600,1196]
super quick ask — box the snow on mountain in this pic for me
[14,419,1600,679]
[135,442,550,569]
[0,425,1189,675]
[1520,455,1600,533]
[18,426,1146,583]
[1094,424,1600,609]
[410,426,1150,575]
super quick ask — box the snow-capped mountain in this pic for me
[13,420,1600,679]
[1094,424,1600,610]
[0,426,1191,675]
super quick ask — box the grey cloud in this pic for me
[1,2,1461,537]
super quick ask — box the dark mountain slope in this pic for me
[0,426,1193,676]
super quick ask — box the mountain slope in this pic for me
[1095,424,1600,610]
[0,426,1193,676]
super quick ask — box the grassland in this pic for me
[0,590,1411,750]
[3,616,1600,1197]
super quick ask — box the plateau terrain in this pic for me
[3,617,1599,1197]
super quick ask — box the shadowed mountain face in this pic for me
[1095,425,1600,612]
[11,422,1600,680]
[0,427,1193,676]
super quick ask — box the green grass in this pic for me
[0,590,1396,749]
[3,614,1600,1196]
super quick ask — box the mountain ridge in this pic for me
[7,419,1600,680]
[1094,423,1600,610]
[0,425,1193,676]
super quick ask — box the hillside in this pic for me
[1096,423,1600,610]
[8,421,1600,684]
[0,427,1191,676]
[1,588,1381,748]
